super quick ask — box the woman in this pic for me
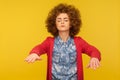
[25,3,101,80]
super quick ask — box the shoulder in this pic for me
[74,36,87,43]
[74,36,83,40]
[40,36,54,45]
[45,36,54,41]
[46,36,54,39]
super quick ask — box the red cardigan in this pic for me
[30,37,101,80]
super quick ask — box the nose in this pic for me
[61,20,64,24]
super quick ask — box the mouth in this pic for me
[61,25,65,27]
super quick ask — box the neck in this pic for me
[58,31,70,42]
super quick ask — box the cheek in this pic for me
[66,22,70,27]
[56,22,60,27]
[55,23,59,29]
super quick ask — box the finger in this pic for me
[89,61,95,70]
[25,58,31,62]
[25,55,32,62]
[95,60,100,68]
[93,62,97,70]
[87,60,94,69]
[93,60,100,70]
[27,57,34,63]
[86,63,90,68]
[28,56,41,63]
[31,58,36,63]
[25,57,30,62]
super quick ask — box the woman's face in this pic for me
[56,13,70,32]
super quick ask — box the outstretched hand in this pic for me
[25,53,41,63]
[87,57,100,70]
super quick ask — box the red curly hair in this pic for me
[45,3,82,37]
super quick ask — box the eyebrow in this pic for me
[56,17,69,20]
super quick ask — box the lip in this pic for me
[61,25,65,27]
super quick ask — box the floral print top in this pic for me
[52,36,77,80]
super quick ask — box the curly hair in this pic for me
[45,3,82,37]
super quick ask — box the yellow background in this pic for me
[0,0,120,80]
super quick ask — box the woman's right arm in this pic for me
[25,37,50,63]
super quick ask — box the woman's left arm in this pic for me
[81,38,101,69]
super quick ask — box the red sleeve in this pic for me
[80,38,101,61]
[29,37,51,56]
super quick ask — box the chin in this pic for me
[58,29,69,32]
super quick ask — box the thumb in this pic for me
[36,56,42,60]
[86,63,90,68]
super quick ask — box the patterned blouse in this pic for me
[52,36,77,80]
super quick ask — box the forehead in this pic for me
[56,13,69,19]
